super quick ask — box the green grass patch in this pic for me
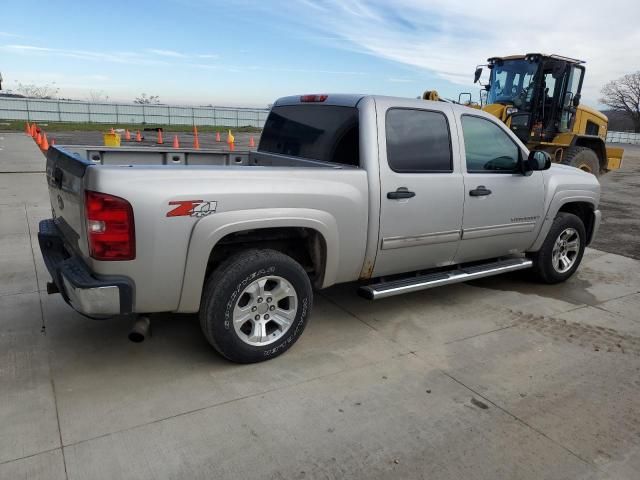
[0,120,261,133]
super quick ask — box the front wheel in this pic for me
[529,212,586,284]
[200,249,313,363]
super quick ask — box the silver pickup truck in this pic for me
[39,94,601,363]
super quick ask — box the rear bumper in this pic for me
[38,219,133,318]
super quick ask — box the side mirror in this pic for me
[474,67,483,84]
[523,150,552,174]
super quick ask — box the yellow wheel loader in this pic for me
[427,53,624,176]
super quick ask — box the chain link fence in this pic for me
[0,97,269,128]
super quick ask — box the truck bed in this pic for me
[61,145,356,169]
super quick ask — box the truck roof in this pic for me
[273,94,486,116]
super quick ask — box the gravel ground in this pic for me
[592,144,640,260]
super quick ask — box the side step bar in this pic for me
[358,258,533,300]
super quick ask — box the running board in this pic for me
[358,258,533,300]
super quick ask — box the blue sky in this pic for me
[1,0,638,107]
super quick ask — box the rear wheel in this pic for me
[200,249,313,363]
[530,212,586,284]
[562,146,600,176]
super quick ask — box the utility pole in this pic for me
[0,72,3,90]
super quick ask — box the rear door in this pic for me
[454,114,544,263]
[373,100,464,277]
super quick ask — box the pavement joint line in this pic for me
[23,203,69,478]
[58,351,413,451]
[0,290,40,298]
[444,325,516,345]
[439,370,599,471]
[23,203,46,334]
[0,447,62,467]
[588,302,640,324]
[0,170,46,174]
[317,291,383,335]
[48,365,69,480]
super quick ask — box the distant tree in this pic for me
[600,72,640,132]
[15,81,59,99]
[88,90,110,102]
[134,93,160,105]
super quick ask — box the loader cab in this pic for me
[481,54,585,143]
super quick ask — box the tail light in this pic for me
[85,191,135,260]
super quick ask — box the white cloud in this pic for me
[0,44,170,66]
[275,0,640,102]
[196,53,219,59]
[146,49,187,58]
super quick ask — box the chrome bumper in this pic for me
[38,219,133,318]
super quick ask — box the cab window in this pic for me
[385,108,452,173]
[462,115,520,172]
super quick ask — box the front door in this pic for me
[455,114,544,264]
[373,102,465,277]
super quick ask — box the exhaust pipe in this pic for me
[128,316,151,343]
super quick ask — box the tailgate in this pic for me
[45,147,92,255]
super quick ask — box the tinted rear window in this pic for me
[259,105,359,166]
[386,108,452,172]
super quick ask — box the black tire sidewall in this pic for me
[535,213,586,283]
[201,250,312,363]
[563,148,599,175]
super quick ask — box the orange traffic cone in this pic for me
[35,131,42,146]
[157,130,164,144]
[124,129,131,141]
[110,127,115,134]
[25,122,31,135]
[31,123,37,137]
[248,136,255,148]
[227,129,235,151]
[51,139,56,147]
[193,134,200,149]
[215,131,221,142]
[193,125,198,136]
[135,130,142,142]
[41,132,49,151]
[172,135,180,148]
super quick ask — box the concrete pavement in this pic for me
[1,132,639,479]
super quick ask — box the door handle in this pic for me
[469,185,492,197]
[387,187,415,200]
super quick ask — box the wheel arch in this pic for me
[177,209,338,313]
[529,195,598,252]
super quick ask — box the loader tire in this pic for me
[562,146,600,176]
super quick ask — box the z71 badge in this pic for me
[167,200,217,218]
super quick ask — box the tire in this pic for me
[562,146,600,176]
[530,212,586,284]
[199,249,313,363]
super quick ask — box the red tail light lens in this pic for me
[300,94,328,103]
[85,191,135,260]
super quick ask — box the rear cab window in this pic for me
[259,105,359,166]
[385,108,452,173]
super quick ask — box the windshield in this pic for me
[487,59,539,106]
